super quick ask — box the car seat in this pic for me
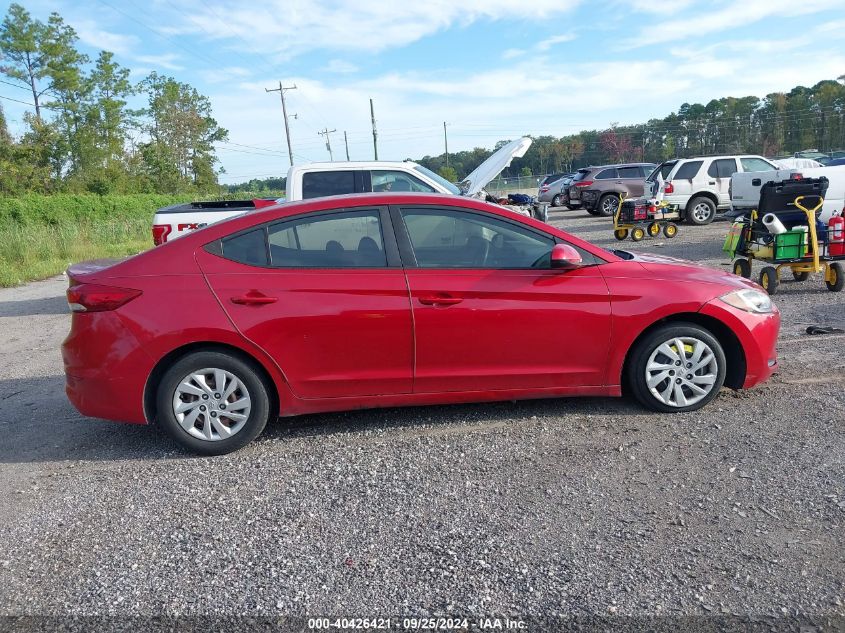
[357,236,383,266]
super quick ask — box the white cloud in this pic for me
[626,0,845,47]
[165,0,581,60]
[200,66,254,83]
[322,59,359,74]
[536,33,576,51]
[134,54,184,71]
[73,20,139,56]
[502,48,526,60]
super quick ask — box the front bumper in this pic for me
[699,298,780,389]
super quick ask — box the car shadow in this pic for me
[0,374,646,464]
[0,294,69,317]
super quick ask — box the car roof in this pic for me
[581,162,656,170]
[289,161,421,171]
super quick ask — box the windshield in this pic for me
[413,165,461,195]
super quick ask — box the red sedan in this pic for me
[63,193,779,455]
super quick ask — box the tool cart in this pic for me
[613,195,681,242]
[724,176,845,295]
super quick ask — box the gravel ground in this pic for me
[0,208,843,627]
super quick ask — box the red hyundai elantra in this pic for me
[63,193,779,455]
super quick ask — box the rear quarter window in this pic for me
[302,171,356,199]
[221,228,268,266]
[674,161,703,180]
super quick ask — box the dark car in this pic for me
[538,173,575,206]
[569,163,657,217]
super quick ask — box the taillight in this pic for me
[793,173,803,181]
[574,180,593,187]
[67,283,142,313]
[663,181,674,194]
[152,224,172,246]
[540,186,549,192]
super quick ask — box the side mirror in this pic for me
[550,243,582,270]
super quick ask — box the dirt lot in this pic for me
[0,209,843,626]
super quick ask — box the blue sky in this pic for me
[4,0,845,183]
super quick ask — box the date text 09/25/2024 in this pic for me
[307,618,527,630]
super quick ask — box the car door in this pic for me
[393,205,612,393]
[707,158,739,207]
[199,207,413,399]
[617,166,646,197]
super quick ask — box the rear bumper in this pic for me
[62,311,154,424]
[699,299,780,389]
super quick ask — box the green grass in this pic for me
[0,194,199,287]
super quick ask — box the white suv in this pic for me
[645,155,779,224]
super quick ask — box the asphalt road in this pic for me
[0,209,843,627]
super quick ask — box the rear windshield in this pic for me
[647,161,676,181]
[571,169,591,182]
[674,160,703,180]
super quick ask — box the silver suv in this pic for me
[646,155,779,224]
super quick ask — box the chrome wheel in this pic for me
[172,368,251,441]
[692,202,712,222]
[601,195,620,215]
[645,337,718,408]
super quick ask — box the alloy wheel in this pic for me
[602,195,619,215]
[172,368,252,441]
[692,202,712,223]
[645,337,718,408]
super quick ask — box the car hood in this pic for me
[620,250,761,289]
[461,137,532,196]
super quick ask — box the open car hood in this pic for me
[460,137,532,196]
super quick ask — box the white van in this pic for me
[730,165,845,223]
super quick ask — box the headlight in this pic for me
[719,289,774,314]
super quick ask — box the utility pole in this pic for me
[319,128,337,161]
[265,81,297,166]
[443,121,449,169]
[344,131,350,161]
[370,98,378,160]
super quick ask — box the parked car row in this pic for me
[539,154,782,225]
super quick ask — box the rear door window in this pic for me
[674,161,703,180]
[617,166,642,179]
[707,159,738,178]
[596,168,617,180]
[268,210,386,268]
[302,171,356,199]
[571,169,591,183]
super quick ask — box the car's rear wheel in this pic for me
[686,196,716,225]
[551,194,562,207]
[627,323,726,413]
[598,194,621,217]
[156,351,271,455]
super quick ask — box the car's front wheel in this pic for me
[156,350,271,455]
[627,323,726,413]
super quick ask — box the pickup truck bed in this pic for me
[152,198,280,245]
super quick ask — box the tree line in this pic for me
[417,77,845,182]
[0,3,227,196]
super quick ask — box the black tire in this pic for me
[792,270,809,282]
[627,322,727,413]
[760,266,779,295]
[826,263,844,292]
[732,258,751,278]
[156,350,271,455]
[686,196,717,225]
[551,194,562,207]
[597,194,622,217]
[614,228,629,241]
[631,227,646,242]
[585,207,602,216]
[648,222,660,237]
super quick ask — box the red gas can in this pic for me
[829,215,845,256]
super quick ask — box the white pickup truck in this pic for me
[152,137,540,245]
[730,164,845,223]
